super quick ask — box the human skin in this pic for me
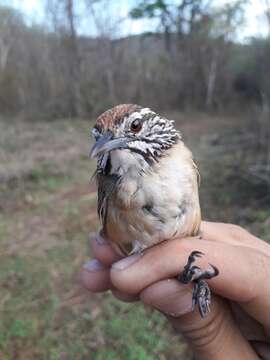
[80,222,270,360]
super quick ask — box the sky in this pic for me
[3,0,269,40]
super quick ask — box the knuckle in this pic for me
[110,271,132,293]
[228,224,247,239]
[240,249,270,301]
[253,251,270,287]
[110,267,140,295]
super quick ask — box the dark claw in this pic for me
[209,264,219,277]
[191,265,201,271]
[178,250,219,318]
[196,264,219,282]
[190,250,204,258]
[178,264,201,284]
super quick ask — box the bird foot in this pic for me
[178,250,219,318]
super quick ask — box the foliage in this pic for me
[0,2,268,119]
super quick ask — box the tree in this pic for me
[0,6,25,72]
[130,0,246,110]
[46,0,84,117]
[261,0,270,35]
[130,0,211,49]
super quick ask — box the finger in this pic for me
[140,278,194,317]
[90,232,122,266]
[141,279,258,359]
[80,259,112,292]
[80,259,139,301]
[201,221,270,255]
[250,341,270,360]
[110,236,270,327]
[111,289,140,303]
[230,302,267,343]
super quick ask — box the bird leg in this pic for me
[178,251,219,318]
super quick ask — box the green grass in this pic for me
[0,117,190,360]
[0,251,189,360]
[0,115,268,359]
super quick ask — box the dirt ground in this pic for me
[0,113,269,359]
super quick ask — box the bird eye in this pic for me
[130,119,142,133]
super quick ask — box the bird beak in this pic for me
[90,131,129,158]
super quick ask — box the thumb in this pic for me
[140,279,257,360]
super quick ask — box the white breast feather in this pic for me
[106,142,201,254]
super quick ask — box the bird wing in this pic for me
[191,158,201,187]
[97,173,120,230]
[190,159,201,235]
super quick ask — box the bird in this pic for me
[90,104,218,318]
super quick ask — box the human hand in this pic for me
[80,222,270,360]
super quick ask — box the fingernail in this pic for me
[112,254,141,270]
[83,259,105,272]
[142,280,193,317]
[95,231,108,245]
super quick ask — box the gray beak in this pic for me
[90,131,129,158]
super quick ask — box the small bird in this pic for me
[90,104,218,317]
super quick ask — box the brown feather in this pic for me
[96,104,141,131]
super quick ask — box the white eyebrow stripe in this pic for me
[129,112,143,121]
[140,107,153,115]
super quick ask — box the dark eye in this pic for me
[130,119,142,133]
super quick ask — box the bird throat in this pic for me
[97,152,111,174]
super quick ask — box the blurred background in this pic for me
[0,0,269,359]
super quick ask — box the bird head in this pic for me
[90,104,181,174]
